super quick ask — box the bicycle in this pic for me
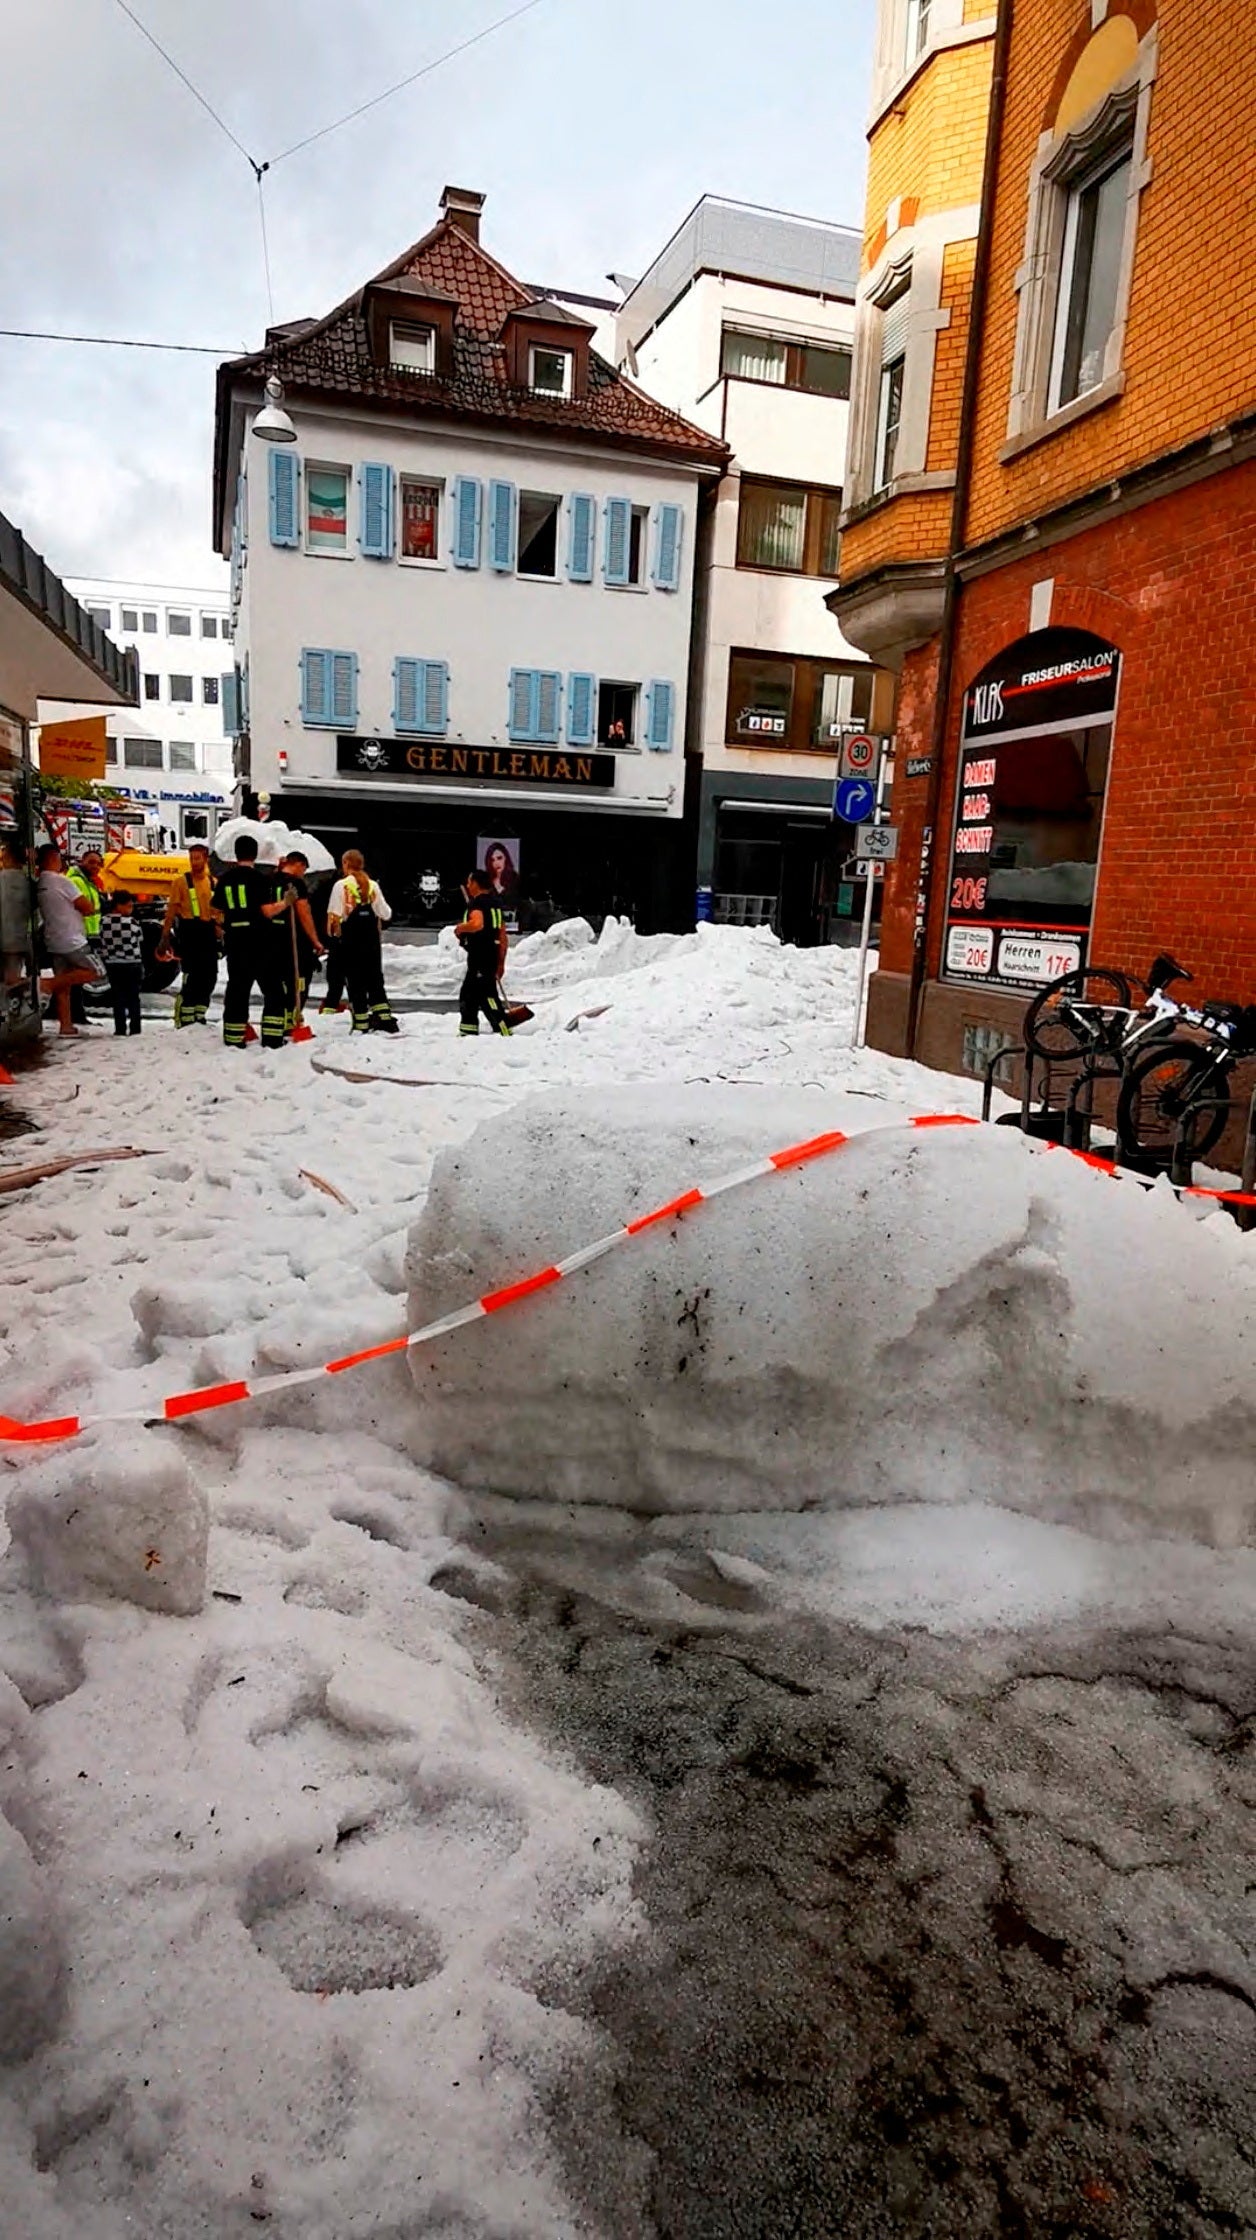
[1022,952,1194,1064]
[1116,1003,1256,1162]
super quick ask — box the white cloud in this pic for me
[1,0,873,586]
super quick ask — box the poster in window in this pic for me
[476,836,520,897]
[402,481,439,561]
[943,627,1120,990]
[307,470,347,548]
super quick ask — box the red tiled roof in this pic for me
[218,219,727,476]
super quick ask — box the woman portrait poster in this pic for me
[476,837,520,897]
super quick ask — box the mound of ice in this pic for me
[8,1429,208,1614]
[0,1813,62,2063]
[406,1088,1256,1534]
[211,817,335,873]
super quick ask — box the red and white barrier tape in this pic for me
[1,1113,1250,1447]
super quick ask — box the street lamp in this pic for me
[251,374,296,443]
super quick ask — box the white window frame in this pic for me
[597,680,641,751]
[390,321,436,373]
[200,612,219,638]
[528,344,573,398]
[168,674,194,704]
[1046,139,1134,414]
[1004,26,1157,454]
[398,473,446,570]
[303,459,352,558]
[166,609,192,637]
[168,740,197,772]
[904,0,931,67]
[516,489,563,580]
[874,354,906,492]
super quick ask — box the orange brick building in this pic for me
[832,0,1256,1076]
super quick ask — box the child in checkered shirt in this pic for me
[98,893,145,1036]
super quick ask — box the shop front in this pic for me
[266,740,691,932]
[877,624,1121,1077]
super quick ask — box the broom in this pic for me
[288,901,315,1044]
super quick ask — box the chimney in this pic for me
[440,186,486,243]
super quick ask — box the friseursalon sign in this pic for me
[336,737,616,790]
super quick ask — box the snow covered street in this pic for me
[2,925,1255,2238]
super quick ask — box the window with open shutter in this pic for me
[452,477,481,567]
[488,481,517,572]
[652,503,683,591]
[359,463,394,559]
[566,673,595,746]
[395,657,448,735]
[603,497,632,587]
[508,669,536,740]
[268,449,300,547]
[646,679,675,751]
[567,493,596,582]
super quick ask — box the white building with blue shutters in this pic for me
[212,187,726,928]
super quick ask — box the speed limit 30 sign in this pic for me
[839,731,878,779]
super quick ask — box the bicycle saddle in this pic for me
[1147,952,1192,992]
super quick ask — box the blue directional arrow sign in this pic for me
[834,775,876,825]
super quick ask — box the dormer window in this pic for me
[529,344,573,399]
[390,321,436,373]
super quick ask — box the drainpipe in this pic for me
[905,0,1014,1061]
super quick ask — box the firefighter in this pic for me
[325,850,398,1033]
[271,851,325,1034]
[454,868,511,1036]
[157,842,219,1025]
[210,836,289,1048]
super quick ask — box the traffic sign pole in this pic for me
[851,744,891,1050]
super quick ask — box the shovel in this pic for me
[289,909,315,1044]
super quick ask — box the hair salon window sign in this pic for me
[943,628,1121,991]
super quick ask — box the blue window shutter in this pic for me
[422,660,449,735]
[331,652,357,728]
[646,679,675,751]
[536,671,562,743]
[237,470,248,555]
[603,497,632,586]
[567,672,595,746]
[300,648,331,725]
[452,477,481,567]
[508,668,536,741]
[393,656,420,731]
[567,493,596,582]
[221,670,239,736]
[652,503,683,591]
[360,463,394,559]
[488,481,517,571]
[240,658,249,727]
[268,448,299,547]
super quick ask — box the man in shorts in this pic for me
[36,843,102,1036]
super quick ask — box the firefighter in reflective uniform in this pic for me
[271,851,325,1034]
[455,869,511,1036]
[325,850,398,1033]
[157,843,219,1025]
[210,835,289,1048]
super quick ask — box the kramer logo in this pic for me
[335,737,616,789]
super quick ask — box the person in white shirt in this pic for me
[36,844,102,1036]
[325,850,399,1034]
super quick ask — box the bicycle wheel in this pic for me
[1115,1040,1230,1162]
[1023,968,1133,1061]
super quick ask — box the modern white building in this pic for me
[212,187,726,927]
[52,577,235,844]
[616,197,896,944]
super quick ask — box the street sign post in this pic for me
[834,775,876,825]
[838,730,879,779]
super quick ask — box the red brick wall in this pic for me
[878,457,1256,1007]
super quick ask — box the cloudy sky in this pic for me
[1,0,874,598]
